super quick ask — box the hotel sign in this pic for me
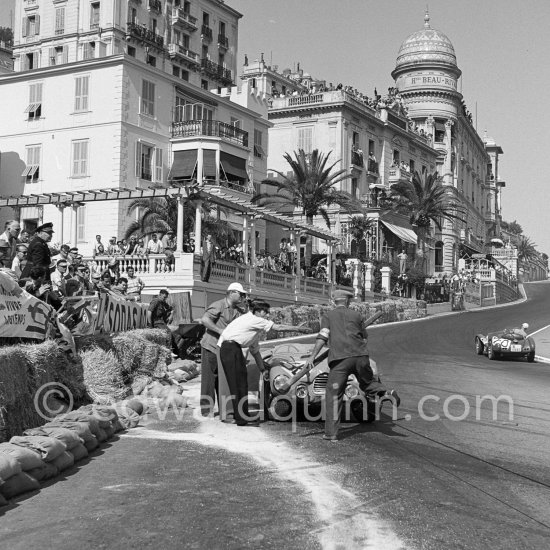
[401,74,457,90]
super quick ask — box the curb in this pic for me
[534,355,550,365]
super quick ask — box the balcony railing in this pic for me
[148,0,162,14]
[351,148,364,167]
[388,167,412,184]
[171,119,248,147]
[217,34,229,49]
[171,8,197,30]
[271,90,377,114]
[201,24,213,41]
[168,43,199,64]
[126,22,164,49]
[201,58,232,83]
[367,159,379,174]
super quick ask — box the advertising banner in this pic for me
[0,272,55,340]
[94,293,149,333]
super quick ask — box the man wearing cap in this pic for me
[0,220,21,264]
[21,222,54,281]
[305,289,399,441]
[199,282,247,416]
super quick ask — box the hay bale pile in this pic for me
[0,402,145,505]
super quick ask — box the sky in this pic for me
[0,0,15,28]
[231,0,550,255]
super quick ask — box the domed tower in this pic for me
[391,11,462,187]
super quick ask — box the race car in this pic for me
[475,324,535,362]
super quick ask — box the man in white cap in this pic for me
[305,289,399,441]
[199,282,247,416]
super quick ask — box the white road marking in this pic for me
[122,423,405,549]
[527,323,550,337]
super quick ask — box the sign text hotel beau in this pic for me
[400,73,457,90]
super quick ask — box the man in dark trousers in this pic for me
[199,282,246,417]
[147,289,173,328]
[201,233,216,282]
[21,222,55,281]
[305,289,400,441]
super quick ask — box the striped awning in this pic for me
[380,220,417,245]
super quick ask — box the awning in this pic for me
[220,152,248,181]
[170,150,197,180]
[490,238,504,246]
[369,183,386,190]
[227,220,242,231]
[380,220,417,245]
[203,150,217,179]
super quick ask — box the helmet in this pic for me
[522,323,529,330]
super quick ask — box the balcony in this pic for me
[171,8,197,31]
[171,119,248,147]
[148,0,162,14]
[367,159,379,175]
[270,89,377,114]
[217,34,229,50]
[388,167,412,185]
[201,58,232,84]
[201,24,213,42]
[351,148,364,168]
[168,43,199,65]
[126,22,164,49]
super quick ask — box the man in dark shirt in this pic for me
[305,289,399,441]
[147,289,173,328]
[21,222,55,281]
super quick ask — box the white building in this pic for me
[0,0,271,254]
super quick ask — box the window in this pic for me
[141,79,155,117]
[151,19,157,34]
[55,7,65,35]
[24,51,39,70]
[23,145,41,182]
[74,75,90,112]
[130,7,137,24]
[72,140,89,177]
[147,55,156,67]
[409,159,415,173]
[230,117,241,129]
[25,82,42,119]
[77,205,86,241]
[181,69,189,81]
[297,127,313,153]
[183,1,191,14]
[81,41,95,60]
[254,129,265,158]
[368,139,375,155]
[201,79,208,90]
[182,34,190,48]
[175,97,213,122]
[136,142,163,182]
[203,12,210,26]
[202,45,208,59]
[352,131,359,147]
[49,45,68,66]
[393,149,400,163]
[22,15,40,37]
[172,66,180,77]
[90,2,100,29]
[127,46,136,57]
[219,21,226,36]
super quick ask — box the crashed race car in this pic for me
[255,342,384,422]
[475,323,535,362]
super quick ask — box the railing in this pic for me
[171,8,197,29]
[300,278,331,297]
[171,119,248,147]
[217,34,229,49]
[86,254,175,275]
[351,149,364,167]
[126,22,164,48]
[287,94,324,106]
[388,167,412,184]
[201,58,232,83]
[205,179,253,194]
[201,25,213,41]
[211,259,247,283]
[168,43,199,63]
[256,269,295,290]
[272,90,377,114]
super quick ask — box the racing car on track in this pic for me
[475,323,535,362]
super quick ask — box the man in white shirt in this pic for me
[11,244,28,279]
[147,233,164,254]
[50,259,69,295]
[218,300,310,426]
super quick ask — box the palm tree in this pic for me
[516,235,539,268]
[388,170,464,270]
[348,215,376,258]
[251,149,361,266]
[124,195,234,246]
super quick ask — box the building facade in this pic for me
[0,0,272,254]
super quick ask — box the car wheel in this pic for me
[475,337,484,355]
[527,351,535,363]
[350,399,376,423]
[487,343,497,360]
[268,396,293,421]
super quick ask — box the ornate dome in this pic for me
[395,12,457,70]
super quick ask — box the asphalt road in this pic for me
[1,282,549,549]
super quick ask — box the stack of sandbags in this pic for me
[9,435,73,476]
[0,443,43,501]
[24,426,88,467]
[168,359,200,383]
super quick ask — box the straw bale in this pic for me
[131,375,149,396]
[79,346,131,405]
[75,333,113,353]
[127,328,171,348]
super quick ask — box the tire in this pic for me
[487,343,497,360]
[475,337,484,355]
[268,396,293,421]
[527,351,535,363]
[350,400,376,423]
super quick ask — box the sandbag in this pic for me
[34,426,82,450]
[57,412,102,438]
[113,406,140,429]
[78,405,116,429]
[103,424,116,440]
[112,419,126,433]
[44,421,95,443]
[0,454,22,481]
[22,428,48,437]
[10,436,67,462]
[146,382,165,398]
[26,462,58,482]
[159,394,188,410]
[50,451,74,472]
[0,443,45,471]
[0,472,40,499]
[83,437,99,453]
[68,443,88,462]
[95,428,108,443]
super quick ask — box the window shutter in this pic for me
[35,15,40,34]
[135,142,142,177]
[49,47,56,66]
[98,42,106,57]
[155,148,163,182]
[63,45,68,64]
[81,76,89,110]
[36,83,43,102]
[72,141,80,175]
[74,78,82,111]
[33,51,39,69]
[80,141,88,175]
[22,17,28,37]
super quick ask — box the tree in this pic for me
[516,235,539,268]
[387,170,464,270]
[252,149,361,266]
[348,215,376,259]
[0,27,13,45]
[124,195,233,246]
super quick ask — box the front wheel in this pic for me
[527,351,535,363]
[475,337,484,355]
[487,343,497,360]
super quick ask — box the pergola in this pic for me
[0,182,339,280]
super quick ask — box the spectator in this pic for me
[201,234,216,282]
[186,238,196,253]
[24,266,62,309]
[125,266,144,301]
[11,244,28,279]
[107,237,119,256]
[161,230,176,250]
[74,264,93,294]
[19,230,30,244]
[0,240,10,268]
[147,289,173,328]
[164,247,175,271]
[126,235,139,255]
[103,257,120,285]
[93,235,105,257]
[147,233,164,254]
[68,247,79,266]
[111,277,128,298]
[135,239,146,256]
[51,259,69,295]
[0,220,21,264]
[51,244,71,267]
[97,271,113,292]
[90,271,102,292]
[21,222,55,281]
